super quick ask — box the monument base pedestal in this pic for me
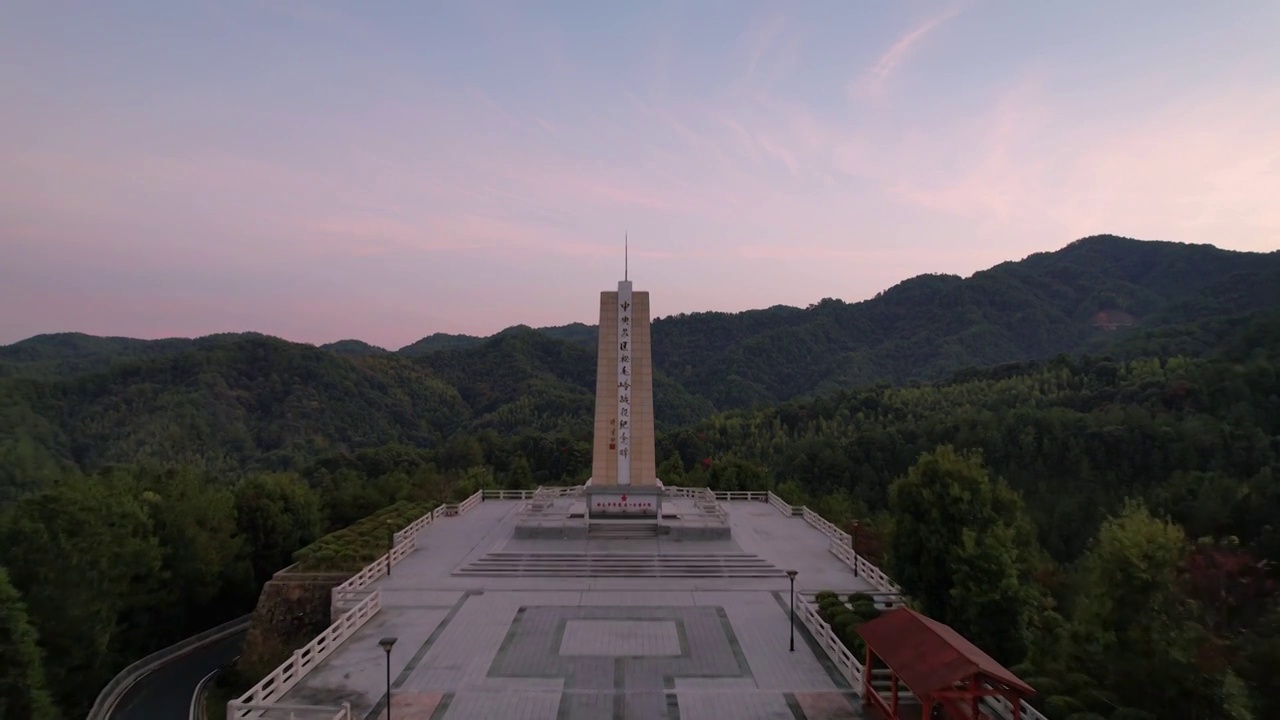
[583,485,663,520]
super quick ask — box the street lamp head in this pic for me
[379,637,397,653]
[785,569,798,579]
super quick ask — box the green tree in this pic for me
[1073,502,1252,719]
[505,456,534,490]
[887,445,1043,662]
[1238,604,1280,719]
[233,473,322,584]
[0,565,57,720]
[136,467,251,632]
[0,474,163,715]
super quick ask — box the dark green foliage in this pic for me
[0,453,481,719]
[5,237,1280,443]
[1235,605,1280,719]
[887,446,1043,664]
[814,591,885,660]
[0,566,57,720]
[1109,709,1158,720]
[319,339,389,357]
[1044,696,1087,720]
[233,473,323,585]
[1027,677,1065,698]
[0,474,164,716]
[292,500,438,572]
[0,235,1278,719]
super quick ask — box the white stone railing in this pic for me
[803,507,851,545]
[981,686,1050,720]
[393,505,448,545]
[228,702,352,720]
[230,591,382,718]
[693,487,727,520]
[535,485,585,498]
[794,595,864,688]
[336,491,485,617]
[663,485,701,498]
[752,489,903,597]
[329,540,410,614]
[712,490,769,501]
[482,489,537,500]
[794,595,917,704]
[828,541,902,596]
[767,491,800,516]
[248,488,497,715]
[443,490,484,516]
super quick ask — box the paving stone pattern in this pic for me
[560,620,682,656]
[488,605,752,720]
[274,500,871,720]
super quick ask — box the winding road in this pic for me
[109,629,247,720]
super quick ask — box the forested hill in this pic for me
[6,236,1279,391]
[2,235,1279,481]
[1,235,1279,719]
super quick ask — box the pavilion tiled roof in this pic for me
[857,607,1035,697]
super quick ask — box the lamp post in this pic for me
[386,521,396,577]
[786,569,798,652]
[851,520,860,578]
[379,637,397,719]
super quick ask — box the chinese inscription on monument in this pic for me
[616,282,633,485]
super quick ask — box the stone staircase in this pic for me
[587,522,661,539]
[454,551,785,578]
[866,668,920,713]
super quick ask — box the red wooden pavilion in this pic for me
[857,607,1036,720]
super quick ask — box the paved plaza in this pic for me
[281,499,874,719]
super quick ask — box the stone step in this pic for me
[454,551,785,578]
[587,522,661,539]
[468,556,772,564]
[455,569,783,578]
[481,551,764,558]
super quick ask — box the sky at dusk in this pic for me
[3,1,1279,349]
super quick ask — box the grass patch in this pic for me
[291,500,439,573]
[204,666,248,720]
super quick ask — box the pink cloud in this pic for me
[850,3,968,102]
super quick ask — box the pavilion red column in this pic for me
[1008,690,1022,720]
[891,675,899,715]
[862,647,873,704]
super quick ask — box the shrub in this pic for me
[817,598,845,618]
[1109,710,1157,720]
[847,592,875,605]
[832,613,859,637]
[845,634,866,658]
[1075,687,1118,714]
[1061,672,1096,695]
[291,500,439,572]
[1009,662,1036,677]
[1044,695,1086,720]
[1025,676,1065,698]
[851,602,881,622]
[823,605,852,623]
[814,590,839,603]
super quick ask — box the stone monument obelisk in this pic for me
[586,240,660,519]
